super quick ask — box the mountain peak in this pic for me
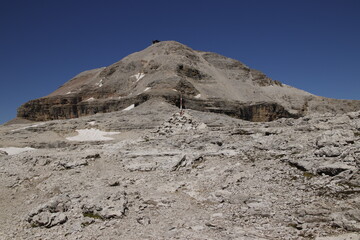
[17,41,360,122]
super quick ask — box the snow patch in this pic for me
[96,79,103,88]
[86,97,95,101]
[66,128,120,142]
[0,147,36,155]
[122,104,135,111]
[132,73,145,82]
[11,123,46,132]
[143,87,151,92]
[195,94,201,99]
[172,89,178,92]
[66,91,72,95]
[87,121,96,126]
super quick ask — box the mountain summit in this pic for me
[17,41,360,122]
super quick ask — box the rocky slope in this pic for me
[17,41,360,122]
[1,100,360,239]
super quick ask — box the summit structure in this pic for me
[17,41,360,121]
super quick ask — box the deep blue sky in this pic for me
[1,0,359,124]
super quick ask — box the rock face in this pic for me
[17,41,360,122]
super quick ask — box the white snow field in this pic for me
[132,73,145,82]
[66,128,120,142]
[87,121,96,126]
[0,147,36,155]
[122,104,135,111]
[96,79,103,87]
[11,123,46,132]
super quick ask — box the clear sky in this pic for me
[1,0,359,124]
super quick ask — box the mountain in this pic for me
[17,41,360,122]
[1,41,360,239]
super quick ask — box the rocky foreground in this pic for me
[1,100,360,239]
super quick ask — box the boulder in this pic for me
[0,150,8,156]
[316,163,356,176]
[27,195,70,228]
